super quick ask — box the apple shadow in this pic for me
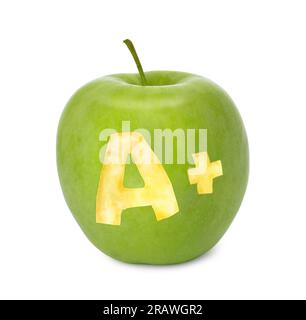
[107,244,220,269]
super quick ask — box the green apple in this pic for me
[57,40,248,264]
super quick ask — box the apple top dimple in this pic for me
[108,71,198,87]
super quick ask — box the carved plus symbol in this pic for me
[188,152,223,194]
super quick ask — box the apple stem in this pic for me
[123,39,147,86]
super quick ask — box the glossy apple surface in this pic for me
[57,71,249,264]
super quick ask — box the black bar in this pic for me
[0,300,305,319]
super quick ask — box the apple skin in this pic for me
[57,71,249,264]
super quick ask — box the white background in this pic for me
[0,0,305,300]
